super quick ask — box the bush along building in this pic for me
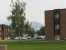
[45,9,66,40]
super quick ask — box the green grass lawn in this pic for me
[7,40,66,50]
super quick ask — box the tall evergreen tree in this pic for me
[8,0,26,39]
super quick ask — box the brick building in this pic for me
[45,9,66,40]
[0,24,10,40]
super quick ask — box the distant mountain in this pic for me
[31,22,43,31]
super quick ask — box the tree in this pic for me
[24,22,35,37]
[37,26,46,35]
[8,0,26,40]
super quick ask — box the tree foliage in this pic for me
[24,22,35,37]
[8,0,26,37]
[37,26,46,35]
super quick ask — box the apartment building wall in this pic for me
[45,9,66,40]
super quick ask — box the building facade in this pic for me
[45,9,66,40]
[0,24,10,40]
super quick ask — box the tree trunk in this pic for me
[19,32,21,40]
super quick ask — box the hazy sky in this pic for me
[0,0,66,26]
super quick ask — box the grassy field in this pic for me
[7,40,66,50]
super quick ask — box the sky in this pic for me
[0,0,66,26]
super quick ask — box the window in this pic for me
[55,13,59,19]
[55,24,60,30]
[53,10,60,34]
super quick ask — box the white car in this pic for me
[22,36,31,40]
[22,37,28,40]
[14,37,19,40]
